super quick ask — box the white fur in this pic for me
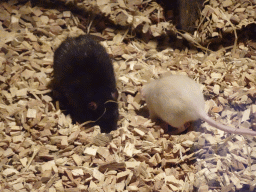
[142,75,256,136]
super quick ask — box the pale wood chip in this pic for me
[1,1,256,191]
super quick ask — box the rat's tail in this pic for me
[199,111,256,136]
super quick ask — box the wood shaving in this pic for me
[1,0,256,191]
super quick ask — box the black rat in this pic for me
[53,34,119,133]
[141,75,256,136]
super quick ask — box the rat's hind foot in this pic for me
[168,123,189,135]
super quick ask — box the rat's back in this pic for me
[54,35,116,89]
[143,75,205,127]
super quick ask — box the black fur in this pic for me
[53,35,119,133]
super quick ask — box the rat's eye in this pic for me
[88,102,98,110]
[111,90,119,101]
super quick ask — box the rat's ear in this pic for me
[111,90,119,101]
[88,101,98,110]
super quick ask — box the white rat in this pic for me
[141,75,256,136]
